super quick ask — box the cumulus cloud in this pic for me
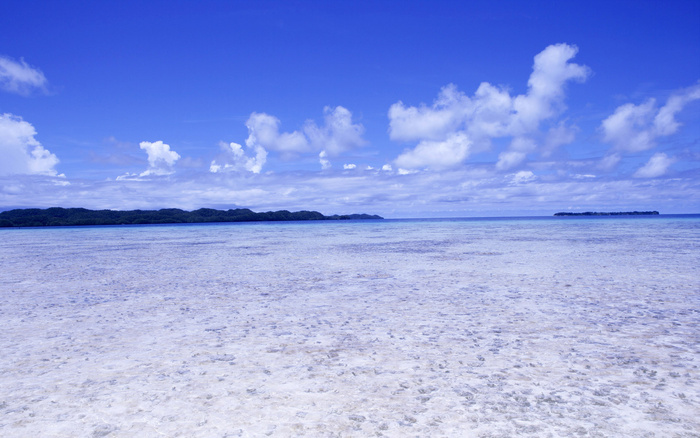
[304,106,367,156]
[511,170,537,184]
[210,141,267,174]
[138,140,180,176]
[243,106,366,165]
[220,106,366,174]
[390,44,589,170]
[319,150,331,170]
[343,163,356,170]
[633,152,675,178]
[395,132,472,169]
[397,168,418,175]
[245,112,310,155]
[601,82,700,153]
[389,84,470,142]
[601,100,657,153]
[0,113,60,176]
[0,56,48,96]
[510,43,589,134]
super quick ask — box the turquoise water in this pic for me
[0,215,698,436]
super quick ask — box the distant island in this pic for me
[554,211,659,216]
[0,207,383,228]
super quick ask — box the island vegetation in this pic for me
[0,207,383,228]
[554,211,659,216]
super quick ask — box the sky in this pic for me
[1,0,699,218]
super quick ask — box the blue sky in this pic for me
[1,0,699,217]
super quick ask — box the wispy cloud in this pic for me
[0,56,48,96]
[634,152,675,178]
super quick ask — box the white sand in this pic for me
[0,219,698,437]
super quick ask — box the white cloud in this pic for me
[214,106,363,175]
[496,137,540,170]
[245,112,310,155]
[654,82,700,136]
[601,100,657,152]
[0,113,60,176]
[138,140,180,176]
[0,56,48,96]
[388,84,470,142]
[510,43,589,135]
[390,44,589,170]
[304,106,366,156]
[601,82,700,154]
[633,152,675,178]
[244,106,365,160]
[496,151,527,171]
[511,170,537,184]
[210,141,267,174]
[343,163,356,170]
[319,150,331,170]
[395,132,472,170]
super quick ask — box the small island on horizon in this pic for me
[0,207,383,228]
[554,211,659,216]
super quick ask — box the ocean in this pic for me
[1,215,698,437]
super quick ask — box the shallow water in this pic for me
[1,216,699,437]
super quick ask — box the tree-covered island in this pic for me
[0,207,383,228]
[554,211,659,216]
